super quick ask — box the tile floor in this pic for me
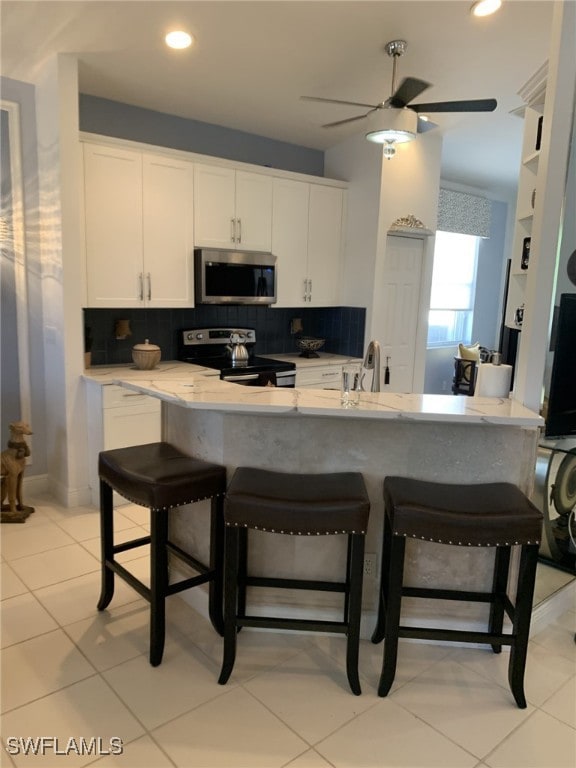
[1,493,575,768]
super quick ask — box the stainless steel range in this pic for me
[178,327,296,387]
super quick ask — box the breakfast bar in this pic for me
[111,374,544,635]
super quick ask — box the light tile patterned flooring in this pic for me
[1,494,575,768]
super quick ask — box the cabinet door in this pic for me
[193,165,236,248]
[84,144,143,307]
[295,365,341,389]
[307,185,344,307]
[235,171,273,252]
[143,155,194,308]
[272,178,309,307]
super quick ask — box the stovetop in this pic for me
[178,327,295,376]
[180,353,295,376]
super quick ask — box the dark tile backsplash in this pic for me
[84,306,366,366]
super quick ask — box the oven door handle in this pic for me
[224,373,260,382]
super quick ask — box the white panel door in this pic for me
[143,154,194,307]
[379,236,424,393]
[193,164,236,248]
[84,144,143,307]
[272,178,309,307]
[235,171,273,252]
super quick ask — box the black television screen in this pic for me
[545,293,576,437]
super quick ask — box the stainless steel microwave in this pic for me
[194,249,277,305]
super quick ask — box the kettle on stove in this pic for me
[227,332,249,366]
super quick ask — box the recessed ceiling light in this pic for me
[470,0,502,17]
[165,30,193,50]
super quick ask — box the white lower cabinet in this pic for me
[295,365,342,389]
[86,382,161,506]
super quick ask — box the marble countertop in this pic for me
[83,361,218,384]
[109,374,544,427]
[261,353,363,367]
[82,353,361,385]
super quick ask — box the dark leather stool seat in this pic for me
[371,477,543,708]
[218,467,370,694]
[97,442,226,666]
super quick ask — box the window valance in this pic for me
[437,188,491,238]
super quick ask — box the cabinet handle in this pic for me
[303,279,308,301]
[138,273,144,301]
[308,279,312,302]
[146,273,152,301]
[230,218,236,243]
[237,218,242,243]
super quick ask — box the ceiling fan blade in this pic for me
[322,112,373,128]
[301,95,379,109]
[411,98,497,113]
[417,116,437,133]
[388,77,431,108]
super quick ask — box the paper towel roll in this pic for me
[474,363,512,398]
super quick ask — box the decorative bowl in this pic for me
[295,336,325,358]
[132,339,161,370]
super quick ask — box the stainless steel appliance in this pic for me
[178,327,295,387]
[361,340,381,392]
[194,249,277,305]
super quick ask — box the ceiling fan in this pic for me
[301,40,497,158]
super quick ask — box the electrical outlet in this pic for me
[363,554,377,578]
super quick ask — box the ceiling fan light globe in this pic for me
[366,128,415,145]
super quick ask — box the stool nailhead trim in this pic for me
[395,531,539,547]
[102,482,224,511]
[226,521,366,535]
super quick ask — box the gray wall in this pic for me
[1,76,47,474]
[79,94,324,176]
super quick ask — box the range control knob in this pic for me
[195,332,204,340]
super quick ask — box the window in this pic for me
[427,231,480,347]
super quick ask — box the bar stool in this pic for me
[218,467,370,695]
[371,477,542,708]
[97,442,226,666]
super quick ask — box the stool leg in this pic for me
[489,546,511,654]
[218,525,240,685]
[208,495,225,637]
[97,480,115,611]
[346,534,365,696]
[371,510,393,645]
[149,509,168,667]
[237,526,248,625]
[377,534,405,697]
[508,544,539,709]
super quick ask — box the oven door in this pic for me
[222,370,295,388]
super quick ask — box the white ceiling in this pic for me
[1,1,554,196]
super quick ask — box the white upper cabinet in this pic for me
[273,181,344,308]
[84,144,143,307]
[83,143,194,308]
[142,154,194,308]
[307,185,344,307]
[272,178,310,307]
[194,165,273,252]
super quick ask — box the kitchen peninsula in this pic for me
[108,373,543,636]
